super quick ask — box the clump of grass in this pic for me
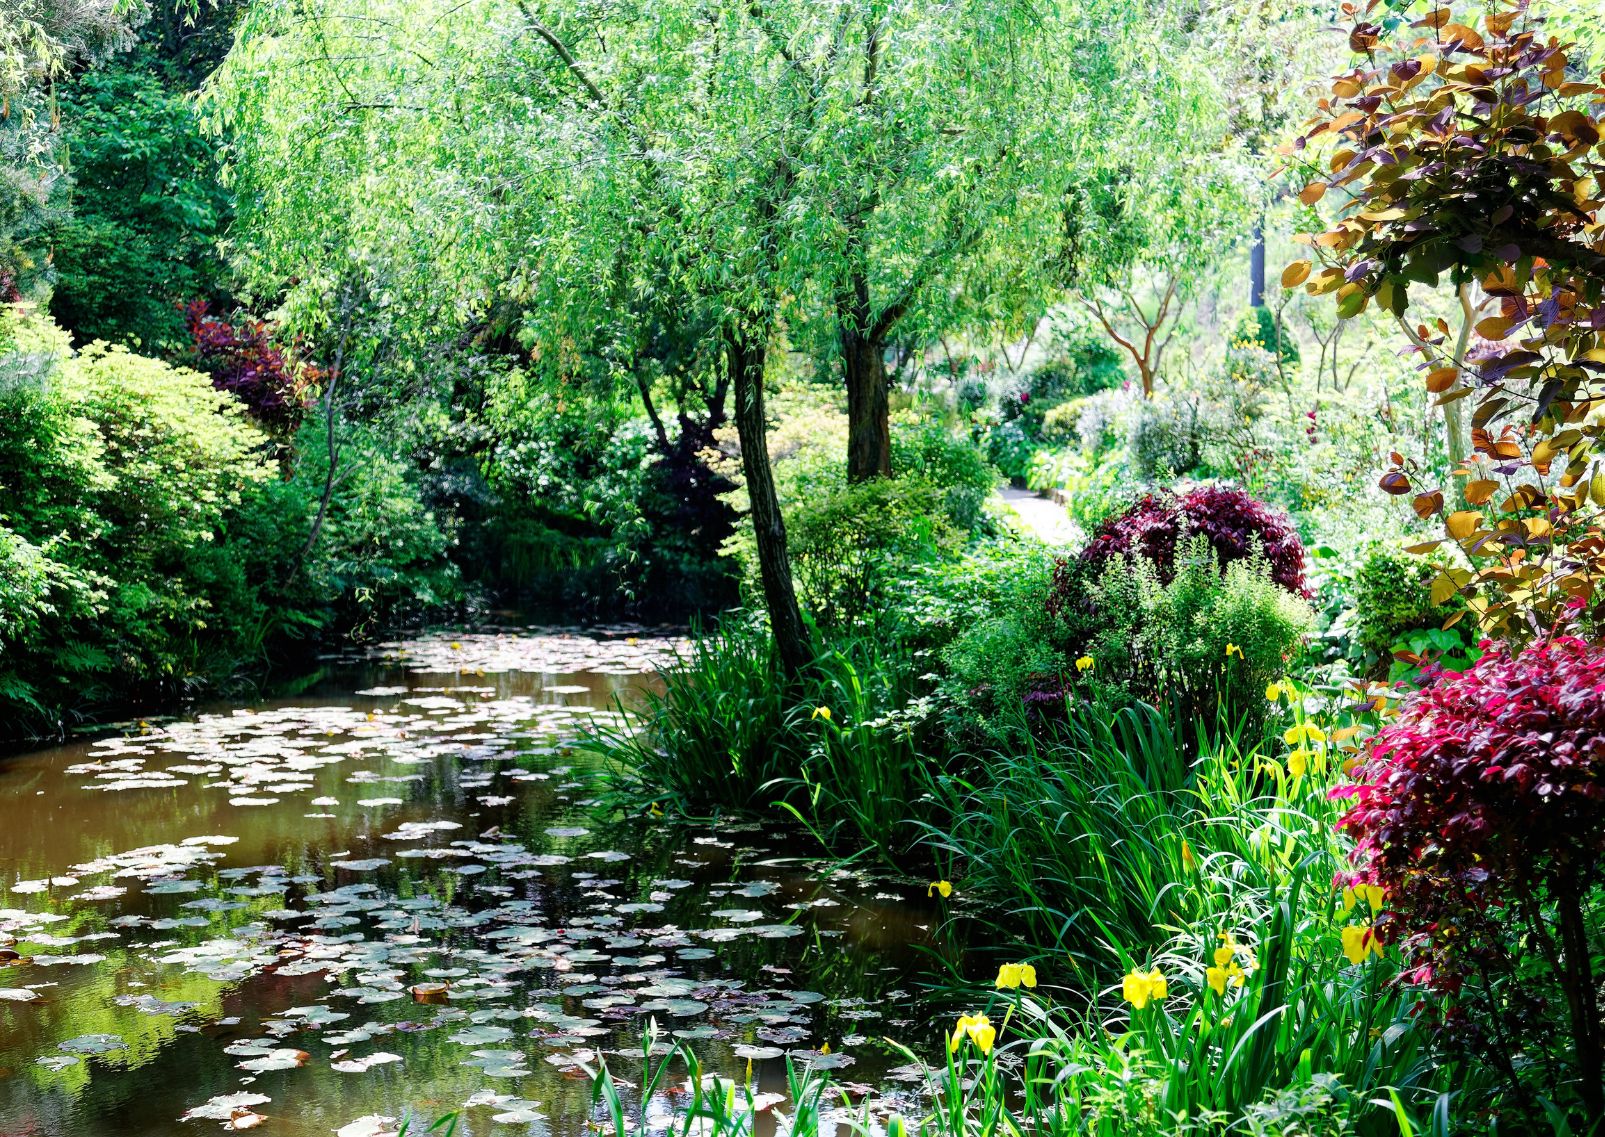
[594,614,936,855]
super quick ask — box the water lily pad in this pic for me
[180,1091,272,1121]
[330,1051,403,1073]
[60,1033,126,1055]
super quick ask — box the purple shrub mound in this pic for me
[1078,485,1308,597]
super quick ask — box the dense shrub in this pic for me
[0,323,273,722]
[1037,398,1084,445]
[50,57,231,352]
[0,315,458,732]
[1054,543,1312,738]
[1352,544,1462,661]
[1072,485,1307,603]
[890,419,997,532]
[781,476,962,629]
[1127,396,1202,481]
[233,417,461,640]
[1335,636,1605,1122]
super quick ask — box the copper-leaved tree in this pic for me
[1284,0,1605,642]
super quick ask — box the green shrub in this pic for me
[1128,396,1202,481]
[891,419,997,532]
[51,54,232,352]
[1038,398,1084,445]
[1353,544,1463,662]
[1030,313,1127,400]
[233,417,461,642]
[1062,543,1313,739]
[598,618,927,850]
[1231,306,1299,370]
[0,325,273,723]
[784,475,962,629]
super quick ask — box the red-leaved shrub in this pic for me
[186,302,313,432]
[1334,636,1605,1116]
[1077,486,1307,597]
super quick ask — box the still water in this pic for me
[0,629,942,1137]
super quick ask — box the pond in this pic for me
[0,629,944,1137]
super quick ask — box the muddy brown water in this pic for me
[0,630,942,1137]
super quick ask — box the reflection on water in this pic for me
[0,630,941,1137]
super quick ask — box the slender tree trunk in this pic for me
[1249,216,1266,309]
[726,325,811,677]
[1556,877,1603,1115]
[842,324,891,481]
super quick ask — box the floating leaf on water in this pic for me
[180,1091,272,1122]
[59,1033,127,1055]
[330,1052,402,1073]
[36,1055,80,1071]
[0,988,39,1002]
[732,1045,784,1061]
[335,1116,400,1137]
[237,1048,310,1073]
[410,983,450,1004]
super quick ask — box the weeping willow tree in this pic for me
[206,0,1223,669]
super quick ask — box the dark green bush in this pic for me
[891,419,997,532]
[51,55,231,352]
[1353,544,1463,662]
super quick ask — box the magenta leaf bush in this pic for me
[1334,635,1605,1116]
[186,302,313,432]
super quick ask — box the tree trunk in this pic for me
[1249,217,1266,309]
[842,324,892,481]
[727,325,811,677]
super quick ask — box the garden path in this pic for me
[997,487,1080,546]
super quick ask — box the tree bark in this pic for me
[1249,216,1266,309]
[842,323,891,481]
[727,325,811,677]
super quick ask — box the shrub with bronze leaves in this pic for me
[1334,636,1605,1122]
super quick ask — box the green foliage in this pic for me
[1028,317,1126,401]
[1231,306,1299,370]
[0,314,459,732]
[1064,545,1313,738]
[235,417,461,641]
[891,420,998,534]
[50,52,231,351]
[1128,396,1203,481]
[1353,545,1465,667]
[784,477,962,629]
[0,319,271,722]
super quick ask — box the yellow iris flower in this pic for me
[1075,656,1094,673]
[1340,924,1385,965]
[1341,883,1385,915]
[1282,722,1326,746]
[1287,748,1310,779]
[1206,959,1246,996]
[995,962,1038,989]
[1121,967,1168,1009]
[1225,643,1244,660]
[948,1013,995,1054]
[1265,682,1282,701]
[1206,933,1246,995]
[811,706,832,721]
[928,880,953,899]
